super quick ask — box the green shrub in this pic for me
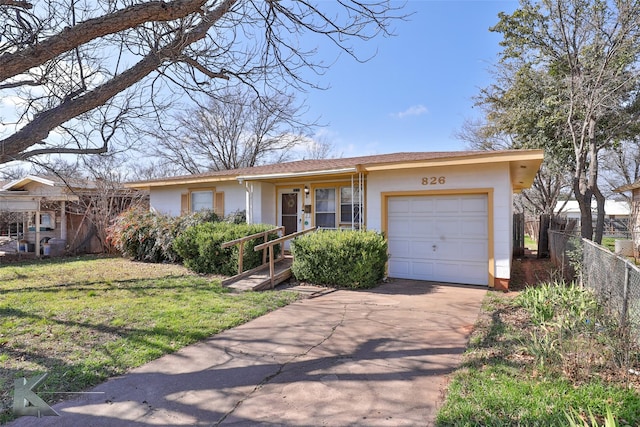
[515,282,599,326]
[291,230,388,288]
[107,208,218,262]
[173,222,280,275]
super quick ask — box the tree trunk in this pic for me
[593,184,605,244]
[538,213,550,258]
[574,176,593,240]
[589,117,605,244]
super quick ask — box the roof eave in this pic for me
[125,175,239,190]
[237,167,358,181]
[614,182,640,193]
[2,175,56,190]
[361,150,544,171]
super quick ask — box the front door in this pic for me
[281,193,298,236]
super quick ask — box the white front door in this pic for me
[387,194,489,285]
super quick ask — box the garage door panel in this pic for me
[388,259,411,277]
[434,262,486,286]
[461,241,488,259]
[388,239,411,257]
[434,198,460,212]
[461,197,487,212]
[410,219,435,237]
[411,198,435,213]
[430,241,459,260]
[387,194,489,286]
[461,218,489,237]
[410,261,434,278]
[388,199,411,214]
[434,219,463,236]
[388,220,412,236]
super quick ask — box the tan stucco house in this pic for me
[127,150,544,289]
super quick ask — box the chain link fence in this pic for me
[549,230,640,342]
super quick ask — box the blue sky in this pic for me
[0,0,519,171]
[301,0,518,157]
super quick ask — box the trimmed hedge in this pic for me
[291,230,388,289]
[107,208,218,262]
[173,222,280,275]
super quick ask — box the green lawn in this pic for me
[0,256,299,422]
[525,235,537,250]
[436,285,640,426]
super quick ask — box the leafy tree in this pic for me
[482,0,640,242]
[0,0,401,165]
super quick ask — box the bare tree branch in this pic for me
[0,0,236,163]
[0,0,32,8]
[0,0,212,81]
[0,0,401,166]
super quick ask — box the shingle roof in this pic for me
[128,150,537,186]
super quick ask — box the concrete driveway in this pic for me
[9,279,485,426]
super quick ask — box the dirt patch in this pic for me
[510,250,558,292]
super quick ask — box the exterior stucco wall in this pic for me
[366,163,513,281]
[149,187,182,216]
[222,182,246,217]
[259,183,276,225]
[149,182,245,217]
[244,182,276,225]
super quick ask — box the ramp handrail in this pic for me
[221,226,285,275]
[253,227,317,288]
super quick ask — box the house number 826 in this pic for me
[422,176,446,185]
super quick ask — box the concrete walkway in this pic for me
[9,279,486,426]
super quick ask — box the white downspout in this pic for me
[243,180,253,224]
[359,172,364,230]
[351,175,355,230]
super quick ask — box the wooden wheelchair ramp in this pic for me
[222,256,293,292]
[220,227,316,292]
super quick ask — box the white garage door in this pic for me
[387,194,489,286]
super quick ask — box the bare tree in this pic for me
[0,165,30,180]
[600,141,640,199]
[77,155,147,253]
[302,135,337,160]
[150,87,312,173]
[0,0,402,165]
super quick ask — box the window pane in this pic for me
[341,205,353,223]
[340,187,360,203]
[316,200,330,211]
[315,188,335,208]
[340,186,361,224]
[316,213,336,228]
[191,191,213,212]
[340,187,352,203]
[315,188,336,228]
